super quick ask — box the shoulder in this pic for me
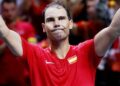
[75,39,94,50]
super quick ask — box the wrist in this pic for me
[108,26,119,39]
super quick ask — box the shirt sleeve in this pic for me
[77,39,101,68]
[21,37,37,60]
[21,37,44,62]
[21,37,30,59]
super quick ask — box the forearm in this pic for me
[94,8,120,57]
[2,30,23,56]
[94,26,117,57]
[0,16,23,56]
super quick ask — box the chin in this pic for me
[54,36,67,41]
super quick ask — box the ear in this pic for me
[42,23,46,32]
[69,20,73,29]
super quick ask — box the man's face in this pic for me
[42,5,72,41]
[1,2,17,23]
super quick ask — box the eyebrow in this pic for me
[46,16,67,21]
[59,16,66,20]
[46,17,54,22]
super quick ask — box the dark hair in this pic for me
[42,1,72,23]
[1,0,16,5]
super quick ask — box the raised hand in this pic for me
[0,15,9,38]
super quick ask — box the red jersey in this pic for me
[8,20,36,41]
[0,49,26,86]
[0,20,36,85]
[22,38,101,86]
[76,20,105,40]
[31,1,47,15]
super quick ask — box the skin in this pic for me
[1,2,18,24]
[0,3,120,59]
[42,5,73,59]
[87,0,99,19]
[0,2,18,53]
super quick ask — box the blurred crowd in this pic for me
[0,0,120,86]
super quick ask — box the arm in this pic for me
[94,8,120,57]
[0,16,23,56]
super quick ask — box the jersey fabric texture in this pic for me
[0,20,36,86]
[22,38,101,86]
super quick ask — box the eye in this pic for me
[46,17,55,22]
[59,16,66,20]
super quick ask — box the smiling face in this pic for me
[42,5,73,42]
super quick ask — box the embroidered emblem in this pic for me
[67,55,77,64]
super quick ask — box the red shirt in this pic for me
[31,2,47,15]
[0,21,36,86]
[0,49,26,86]
[22,38,101,86]
[76,20,105,40]
[8,20,36,40]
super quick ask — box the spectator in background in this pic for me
[68,0,88,45]
[0,1,120,86]
[69,0,110,45]
[0,0,37,85]
[20,0,55,42]
[69,0,88,22]
[86,0,99,19]
[1,0,37,42]
[85,0,110,37]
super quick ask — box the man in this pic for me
[0,1,120,86]
[0,0,37,85]
[1,0,37,42]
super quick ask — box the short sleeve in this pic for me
[21,37,44,62]
[77,39,101,68]
[21,37,30,59]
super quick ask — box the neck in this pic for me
[6,17,18,26]
[49,38,70,59]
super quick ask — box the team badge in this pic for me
[67,55,77,64]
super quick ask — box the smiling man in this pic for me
[0,1,120,86]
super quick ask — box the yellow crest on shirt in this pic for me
[67,55,77,64]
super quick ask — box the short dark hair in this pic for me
[1,0,16,6]
[42,1,72,23]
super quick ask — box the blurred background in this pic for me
[0,0,120,86]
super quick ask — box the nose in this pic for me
[54,19,60,28]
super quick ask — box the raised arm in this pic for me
[0,16,23,56]
[94,8,120,57]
